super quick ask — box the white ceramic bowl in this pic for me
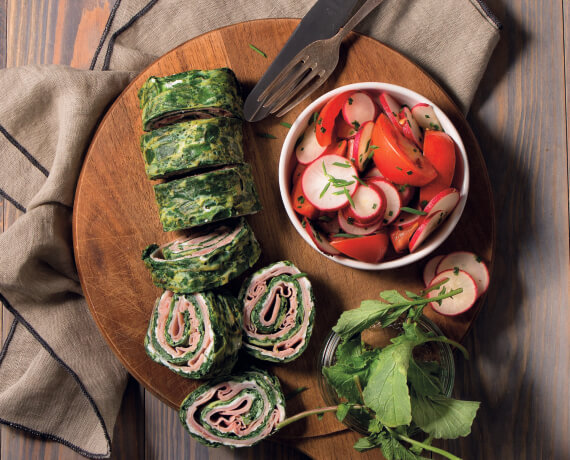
[278,82,469,270]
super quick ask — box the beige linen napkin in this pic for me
[0,0,500,457]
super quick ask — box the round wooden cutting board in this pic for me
[73,19,494,440]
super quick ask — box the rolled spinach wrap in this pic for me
[153,164,261,232]
[142,218,261,293]
[238,261,315,363]
[144,290,242,379]
[179,369,285,447]
[138,68,243,131]
[140,117,245,179]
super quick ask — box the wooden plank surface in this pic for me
[1,1,569,460]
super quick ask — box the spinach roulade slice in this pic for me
[140,117,245,179]
[145,290,242,379]
[138,68,243,131]
[179,369,285,447]
[239,261,315,363]
[142,218,261,293]
[153,164,261,231]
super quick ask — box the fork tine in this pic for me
[260,61,312,110]
[257,54,310,103]
[272,70,328,117]
[268,66,321,115]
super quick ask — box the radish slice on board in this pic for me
[350,121,375,172]
[302,217,340,255]
[422,187,460,216]
[338,208,383,235]
[295,124,328,165]
[423,254,445,287]
[301,155,358,211]
[408,210,448,252]
[367,178,402,225]
[345,184,386,225]
[342,92,377,128]
[399,106,424,148]
[436,251,490,297]
[378,92,403,132]
[427,269,478,316]
[411,103,443,131]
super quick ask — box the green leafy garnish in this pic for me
[256,132,276,139]
[280,121,292,128]
[400,207,428,216]
[248,43,267,57]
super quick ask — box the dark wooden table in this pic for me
[1,1,569,459]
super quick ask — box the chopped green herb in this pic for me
[309,112,319,125]
[319,182,331,199]
[332,233,362,239]
[345,188,355,208]
[280,121,292,128]
[420,200,428,208]
[319,215,332,222]
[475,255,482,263]
[398,225,403,230]
[320,127,326,133]
[353,175,367,186]
[396,166,403,171]
[248,43,267,57]
[372,203,378,210]
[294,133,304,149]
[400,207,427,216]
[256,132,277,139]
[297,195,305,204]
[453,267,460,275]
[348,97,354,105]
[388,210,393,216]
[347,217,355,224]
[425,114,431,118]
[352,121,361,131]
[333,162,351,168]
[406,171,413,175]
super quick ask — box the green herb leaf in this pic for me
[353,175,367,186]
[280,121,292,128]
[256,132,277,139]
[400,207,428,216]
[319,181,330,198]
[333,161,351,168]
[332,233,362,239]
[248,43,267,57]
[336,403,351,422]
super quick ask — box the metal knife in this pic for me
[243,0,360,122]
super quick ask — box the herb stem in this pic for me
[424,336,470,359]
[276,405,363,430]
[387,428,461,460]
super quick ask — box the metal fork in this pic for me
[257,0,384,117]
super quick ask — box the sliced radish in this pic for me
[423,254,445,287]
[301,154,358,211]
[393,209,422,229]
[367,178,402,225]
[422,187,460,216]
[378,92,403,132]
[399,106,424,148]
[364,166,384,179]
[342,92,377,129]
[345,184,386,225]
[295,124,328,165]
[316,213,340,234]
[411,103,443,131]
[427,269,478,316]
[408,210,447,252]
[338,208,383,235]
[336,118,358,139]
[395,183,416,207]
[350,121,375,172]
[302,217,341,255]
[436,251,489,298]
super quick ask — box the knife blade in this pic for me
[243,0,360,122]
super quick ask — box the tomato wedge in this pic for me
[419,130,456,204]
[315,91,355,146]
[330,232,389,263]
[389,221,419,253]
[291,177,319,219]
[371,113,437,186]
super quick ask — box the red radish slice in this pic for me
[316,213,340,234]
[423,254,445,287]
[427,269,478,316]
[411,103,443,131]
[364,166,384,179]
[336,118,358,139]
[345,184,386,225]
[408,210,448,252]
[342,92,377,128]
[295,124,328,165]
[378,92,403,132]
[436,251,490,297]
[422,187,460,216]
[338,208,383,235]
[302,217,341,255]
[301,155,358,211]
[396,184,416,207]
[393,209,422,229]
[350,121,375,172]
[367,178,402,225]
[399,106,424,148]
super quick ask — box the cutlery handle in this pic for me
[337,0,384,40]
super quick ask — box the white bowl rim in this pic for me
[278,82,469,271]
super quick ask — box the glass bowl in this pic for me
[317,315,455,434]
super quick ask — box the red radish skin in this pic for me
[301,154,358,212]
[408,210,448,252]
[345,184,386,225]
[338,208,383,235]
[422,187,460,216]
[423,254,445,287]
[411,103,443,131]
[399,106,424,148]
[342,92,377,128]
[378,92,404,132]
[427,269,478,316]
[367,178,402,225]
[436,251,490,297]
[295,124,328,165]
[302,217,341,255]
[350,121,375,172]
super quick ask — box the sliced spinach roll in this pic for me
[153,164,261,232]
[142,218,261,293]
[140,117,245,179]
[238,261,315,363]
[138,68,243,131]
[179,369,285,447]
[144,290,242,379]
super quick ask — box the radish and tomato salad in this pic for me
[289,90,460,263]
